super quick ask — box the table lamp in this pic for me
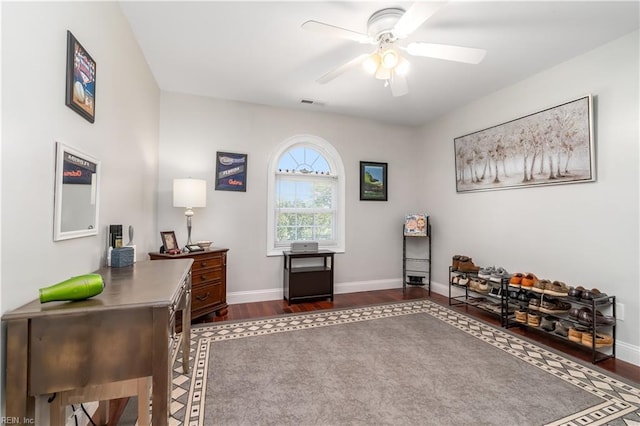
[173,178,207,247]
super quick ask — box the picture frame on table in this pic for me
[160,231,180,254]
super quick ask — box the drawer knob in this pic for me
[200,275,207,281]
[200,262,208,267]
[196,292,210,301]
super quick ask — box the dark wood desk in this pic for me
[2,259,193,426]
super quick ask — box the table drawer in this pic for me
[192,267,222,286]
[192,281,224,311]
[191,253,224,272]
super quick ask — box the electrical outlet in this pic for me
[616,303,624,321]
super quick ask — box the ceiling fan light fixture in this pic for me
[380,49,399,69]
[395,56,410,76]
[362,54,380,74]
[375,65,391,81]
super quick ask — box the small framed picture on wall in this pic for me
[215,152,247,192]
[65,31,97,123]
[360,161,388,201]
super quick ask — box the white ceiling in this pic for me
[119,1,639,127]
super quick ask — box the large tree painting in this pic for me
[454,96,595,193]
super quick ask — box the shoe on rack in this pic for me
[532,279,551,294]
[581,288,609,302]
[521,273,538,289]
[514,310,528,323]
[458,259,481,273]
[581,332,614,348]
[545,281,570,297]
[452,255,462,270]
[490,267,511,283]
[509,273,524,288]
[527,312,540,327]
[568,285,585,300]
[538,299,571,315]
[568,326,587,343]
[476,279,490,294]
[489,285,502,297]
[577,307,616,326]
[518,291,530,303]
[540,316,556,331]
[452,255,471,271]
[554,320,572,337]
[458,276,470,286]
[528,298,540,311]
[478,266,495,279]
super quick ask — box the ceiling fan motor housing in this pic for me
[367,8,405,42]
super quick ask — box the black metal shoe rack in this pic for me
[402,218,431,295]
[505,289,616,364]
[448,267,510,327]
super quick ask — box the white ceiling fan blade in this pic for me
[406,43,487,64]
[302,20,371,44]
[390,71,408,97]
[317,53,371,84]
[394,2,447,38]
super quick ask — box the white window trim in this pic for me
[267,134,345,256]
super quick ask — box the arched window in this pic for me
[267,135,345,256]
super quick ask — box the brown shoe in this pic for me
[532,279,550,294]
[458,259,480,273]
[545,281,570,297]
[452,255,462,270]
[568,327,584,343]
[509,273,524,288]
[514,310,528,323]
[521,273,538,289]
[527,312,540,327]
[452,255,471,271]
[582,332,613,348]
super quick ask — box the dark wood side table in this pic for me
[149,248,229,318]
[283,250,334,305]
[2,259,192,426]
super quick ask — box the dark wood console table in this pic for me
[2,259,193,426]
[283,250,334,304]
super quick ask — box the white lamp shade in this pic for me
[173,178,207,208]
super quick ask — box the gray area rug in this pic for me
[165,300,639,426]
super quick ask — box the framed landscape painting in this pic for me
[454,95,595,193]
[360,161,387,201]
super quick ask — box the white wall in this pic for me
[1,0,160,407]
[158,92,424,301]
[418,30,639,363]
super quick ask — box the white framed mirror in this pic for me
[53,142,100,241]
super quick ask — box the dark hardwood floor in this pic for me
[108,286,639,424]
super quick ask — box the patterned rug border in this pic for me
[168,300,640,426]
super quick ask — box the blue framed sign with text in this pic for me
[215,152,247,192]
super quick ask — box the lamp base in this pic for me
[186,214,193,246]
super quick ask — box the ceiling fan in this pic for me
[302,2,486,97]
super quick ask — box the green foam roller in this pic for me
[39,273,105,303]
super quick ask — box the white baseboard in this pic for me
[615,339,640,367]
[227,278,403,305]
[228,279,640,367]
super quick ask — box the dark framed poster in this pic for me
[359,161,387,201]
[215,152,247,192]
[65,31,96,123]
